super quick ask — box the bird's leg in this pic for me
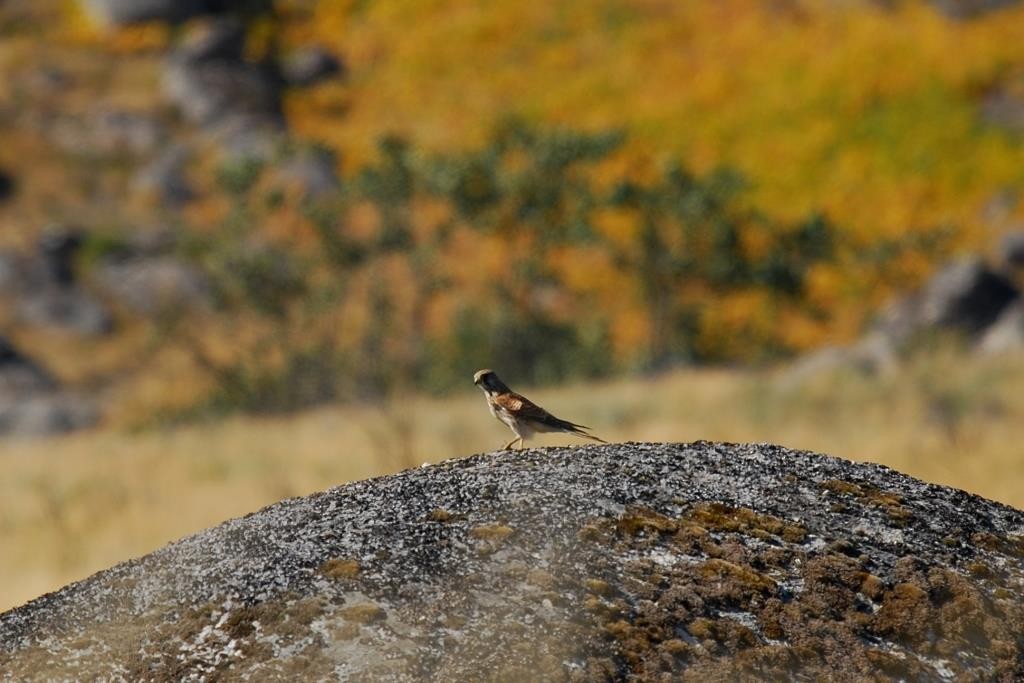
[502,436,519,450]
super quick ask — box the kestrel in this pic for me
[473,369,607,450]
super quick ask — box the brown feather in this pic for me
[494,392,606,442]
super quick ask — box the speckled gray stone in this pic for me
[2,442,1022,681]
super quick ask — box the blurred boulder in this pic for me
[0,252,19,290]
[50,108,164,156]
[163,60,281,131]
[133,145,194,207]
[218,122,285,163]
[929,0,1022,18]
[175,15,245,62]
[17,289,113,336]
[281,47,344,87]
[0,395,98,437]
[24,66,73,95]
[0,169,14,202]
[781,331,897,386]
[977,302,1024,354]
[163,19,284,142]
[81,0,218,26]
[37,230,83,287]
[0,337,97,437]
[788,256,1020,382]
[0,337,55,395]
[875,257,1019,344]
[0,228,114,336]
[273,147,340,199]
[999,229,1024,270]
[980,88,1024,134]
[94,255,210,316]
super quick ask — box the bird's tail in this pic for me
[541,413,608,443]
[574,429,608,444]
[560,420,607,444]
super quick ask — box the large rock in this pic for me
[0,394,98,437]
[132,144,195,207]
[162,18,284,152]
[980,88,1024,134]
[0,337,97,437]
[781,331,898,385]
[977,301,1024,354]
[15,288,112,336]
[50,108,164,156]
[999,229,1024,270]
[875,257,1019,345]
[0,229,113,336]
[93,255,210,316]
[929,0,1023,18]
[0,168,14,202]
[2,442,1022,680]
[81,0,217,26]
[0,337,56,396]
[273,146,341,199]
[281,47,345,87]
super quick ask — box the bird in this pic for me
[473,369,607,450]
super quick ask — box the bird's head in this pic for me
[473,369,509,394]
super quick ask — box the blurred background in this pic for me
[2,0,1024,611]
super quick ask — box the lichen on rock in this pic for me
[1,442,1022,681]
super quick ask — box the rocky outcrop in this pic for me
[162,18,284,158]
[875,257,1018,344]
[0,337,97,437]
[82,0,219,26]
[281,47,345,88]
[787,252,1024,382]
[2,442,1021,681]
[272,146,341,200]
[93,254,210,317]
[0,338,55,396]
[981,87,1024,134]
[0,168,14,202]
[0,229,113,336]
[49,107,164,157]
[1000,229,1024,271]
[132,144,195,206]
[929,0,1023,19]
[978,301,1024,355]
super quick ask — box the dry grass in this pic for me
[2,349,1023,612]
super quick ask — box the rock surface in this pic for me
[1000,229,1024,270]
[876,257,1019,344]
[94,255,210,316]
[132,144,195,206]
[281,47,345,87]
[162,18,284,150]
[0,337,97,437]
[0,229,113,336]
[978,301,1024,354]
[1,442,1022,681]
[0,337,56,396]
[788,255,1022,383]
[82,0,218,26]
[928,0,1023,18]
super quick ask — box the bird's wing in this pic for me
[496,392,592,431]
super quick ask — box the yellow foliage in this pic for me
[281,0,1024,254]
[592,207,640,249]
[10,0,1024,411]
[697,290,777,360]
[610,307,650,358]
